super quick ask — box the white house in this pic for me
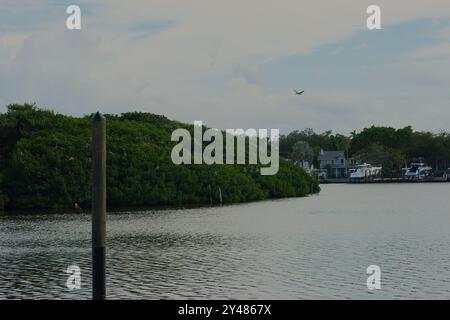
[317,149,361,178]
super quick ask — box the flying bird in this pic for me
[293,89,304,95]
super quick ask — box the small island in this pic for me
[0,104,320,211]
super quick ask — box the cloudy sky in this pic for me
[1,0,450,134]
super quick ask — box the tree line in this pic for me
[280,126,450,176]
[0,104,319,211]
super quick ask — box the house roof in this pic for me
[318,150,345,161]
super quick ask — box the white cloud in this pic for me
[1,0,450,133]
[354,43,369,50]
[413,43,450,60]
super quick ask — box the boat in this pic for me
[403,163,432,179]
[313,169,328,180]
[349,163,382,179]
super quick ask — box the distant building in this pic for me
[317,149,361,178]
[280,156,313,174]
[293,159,313,174]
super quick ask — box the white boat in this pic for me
[349,163,382,179]
[314,169,327,180]
[403,163,432,179]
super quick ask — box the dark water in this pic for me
[1,184,450,299]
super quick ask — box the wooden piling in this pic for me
[208,184,213,205]
[92,112,106,300]
[218,186,223,205]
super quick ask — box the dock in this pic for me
[321,177,450,184]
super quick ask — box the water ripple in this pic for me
[1,184,450,299]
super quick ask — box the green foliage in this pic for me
[280,128,351,167]
[353,144,405,176]
[349,126,413,154]
[256,161,319,197]
[292,141,313,162]
[349,126,450,172]
[0,191,7,210]
[0,104,319,210]
[280,125,450,175]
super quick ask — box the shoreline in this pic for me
[0,192,320,216]
[321,177,450,184]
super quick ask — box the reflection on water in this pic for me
[1,183,450,299]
